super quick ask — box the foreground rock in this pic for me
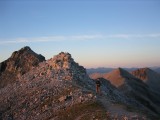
[0,52,97,120]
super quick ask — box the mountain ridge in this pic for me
[87,67,160,75]
[90,67,160,115]
[0,46,160,119]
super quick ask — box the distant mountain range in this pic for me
[0,46,160,119]
[87,67,160,74]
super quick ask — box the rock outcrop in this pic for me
[0,46,45,88]
[131,68,160,92]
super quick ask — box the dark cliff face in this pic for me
[0,46,45,88]
[0,61,7,73]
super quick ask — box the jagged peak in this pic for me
[132,67,153,75]
[51,52,73,63]
[114,67,128,74]
[16,46,32,54]
[20,46,31,51]
[47,52,78,70]
[11,46,33,58]
[111,67,135,78]
[117,67,125,72]
[9,46,45,60]
[54,52,71,58]
[131,67,159,81]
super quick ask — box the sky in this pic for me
[0,0,160,68]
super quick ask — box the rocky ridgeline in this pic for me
[0,48,158,119]
[21,52,91,87]
[0,51,135,120]
[0,51,98,120]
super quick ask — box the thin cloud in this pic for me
[0,35,103,44]
[0,33,160,44]
[106,34,130,39]
[70,35,103,40]
[147,33,160,37]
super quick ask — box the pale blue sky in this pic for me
[0,0,160,68]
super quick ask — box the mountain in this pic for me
[102,68,136,87]
[89,68,136,87]
[131,68,160,92]
[89,72,103,80]
[154,67,160,74]
[150,67,160,74]
[87,67,138,75]
[0,51,134,119]
[0,49,156,119]
[91,68,160,116]
[0,52,97,120]
[87,67,160,75]
[87,67,114,74]
[0,46,45,88]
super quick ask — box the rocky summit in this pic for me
[0,46,45,88]
[0,47,160,120]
